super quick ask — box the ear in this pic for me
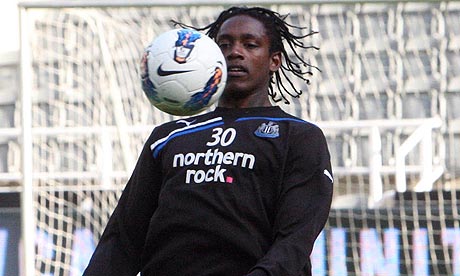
[269,51,282,73]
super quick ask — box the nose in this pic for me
[227,43,243,59]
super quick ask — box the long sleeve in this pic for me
[83,134,162,276]
[247,126,333,276]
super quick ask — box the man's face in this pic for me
[216,15,281,101]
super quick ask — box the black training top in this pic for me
[83,106,333,276]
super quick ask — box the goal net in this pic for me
[13,0,460,275]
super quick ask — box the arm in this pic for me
[247,126,333,276]
[83,135,162,275]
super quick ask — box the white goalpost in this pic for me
[11,0,460,275]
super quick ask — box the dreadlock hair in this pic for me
[172,6,320,104]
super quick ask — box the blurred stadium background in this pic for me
[0,0,459,275]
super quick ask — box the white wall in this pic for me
[0,0,19,59]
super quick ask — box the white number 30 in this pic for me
[206,128,236,147]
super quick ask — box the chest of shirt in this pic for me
[157,119,287,183]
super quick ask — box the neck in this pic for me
[217,91,272,109]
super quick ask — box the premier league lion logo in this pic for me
[174,29,202,64]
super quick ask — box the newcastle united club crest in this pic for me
[254,121,279,138]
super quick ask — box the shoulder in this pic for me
[275,109,324,136]
[151,110,222,135]
[145,110,223,152]
[271,110,329,153]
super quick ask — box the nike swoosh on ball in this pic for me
[157,64,194,76]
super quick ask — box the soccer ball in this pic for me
[142,28,227,116]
